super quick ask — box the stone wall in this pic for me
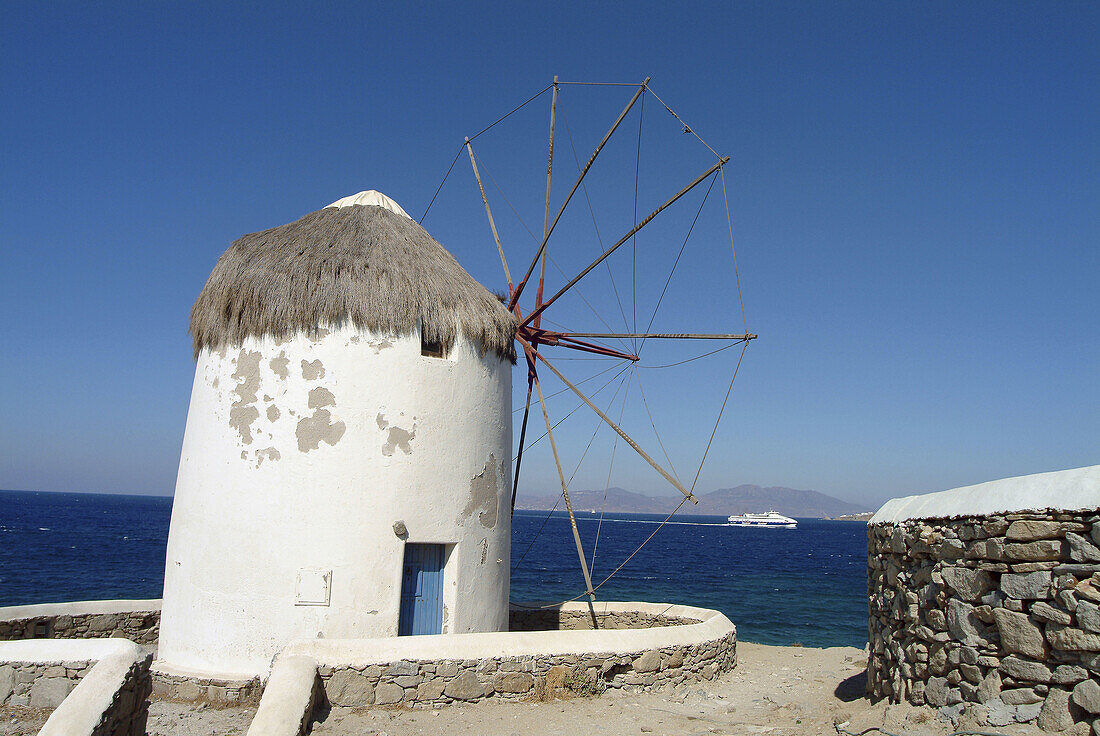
[151,670,264,706]
[0,659,91,707]
[0,602,160,645]
[71,652,153,736]
[318,633,736,708]
[0,604,683,645]
[869,509,1100,731]
[508,608,692,631]
[0,640,152,736]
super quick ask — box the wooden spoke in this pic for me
[510,376,534,520]
[564,332,757,341]
[536,76,559,311]
[465,139,512,290]
[533,371,598,610]
[527,342,697,504]
[510,78,650,309]
[520,158,729,328]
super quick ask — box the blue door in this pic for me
[398,544,444,635]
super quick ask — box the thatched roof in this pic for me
[189,193,517,362]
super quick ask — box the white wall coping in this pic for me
[0,637,142,664]
[871,465,1100,524]
[281,601,733,668]
[0,599,162,621]
[30,640,148,736]
[246,655,318,736]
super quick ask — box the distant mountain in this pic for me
[514,484,869,519]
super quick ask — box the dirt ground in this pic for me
[0,705,51,736]
[10,643,1074,736]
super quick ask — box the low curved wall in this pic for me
[0,600,160,645]
[869,508,1100,730]
[0,598,736,711]
[282,601,736,708]
[0,638,152,736]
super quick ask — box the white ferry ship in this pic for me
[727,511,797,528]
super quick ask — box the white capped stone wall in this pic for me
[869,509,1100,731]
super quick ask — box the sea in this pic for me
[0,490,869,648]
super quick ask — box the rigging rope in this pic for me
[688,341,748,494]
[590,364,633,574]
[419,143,465,224]
[511,367,631,576]
[640,340,742,369]
[639,172,718,354]
[512,361,622,414]
[559,97,633,334]
[721,167,749,333]
[644,86,723,160]
[473,147,631,351]
[634,369,682,484]
[566,369,632,486]
[510,496,561,574]
[556,81,642,87]
[631,93,645,353]
[468,84,554,143]
[420,84,552,225]
[524,494,693,609]
[516,363,631,456]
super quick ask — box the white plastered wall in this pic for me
[157,323,511,679]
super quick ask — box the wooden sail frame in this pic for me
[453,77,756,607]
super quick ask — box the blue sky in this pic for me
[1,2,1096,508]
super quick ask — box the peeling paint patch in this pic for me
[384,426,414,456]
[241,450,247,459]
[229,350,263,444]
[232,350,262,405]
[263,394,273,402]
[369,338,394,354]
[270,353,290,379]
[376,413,415,456]
[461,455,501,529]
[310,327,331,342]
[301,359,325,380]
[296,409,346,452]
[212,376,219,389]
[480,538,488,564]
[256,447,281,467]
[308,387,336,409]
[349,336,360,344]
[267,405,280,422]
[230,405,261,444]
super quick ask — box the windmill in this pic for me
[424,77,756,610]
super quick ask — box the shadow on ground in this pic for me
[834,669,867,702]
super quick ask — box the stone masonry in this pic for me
[869,509,1100,731]
[318,632,736,709]
[2,603,733,710]
[0,659,92,708]
[509,608,692,631]
[87,652,154,736]
[0,651,151,736]
[0,611,159,645]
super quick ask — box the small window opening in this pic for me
[421,330,450,359]
[32,620,49,638]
